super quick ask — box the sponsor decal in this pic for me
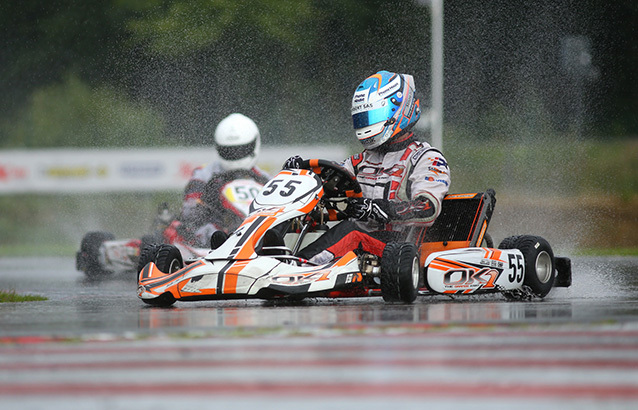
[410,147,430,165]
[432,157,448,168]
[119,163,164,178]
[351,102,374,114]
[352,100,387,115]
[427,166,448,176]
[481,258,504,269]
[0,164,28,181]
[352,90,368,105]
[443,267,500,290]
[41,166,107,179]
[378,77,401,98]
[179,162,196,179]
[353,92,366,103]
[402,91,414,116]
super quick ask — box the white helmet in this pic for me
[214,113,261,171]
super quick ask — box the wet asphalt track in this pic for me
[1,255,637,409]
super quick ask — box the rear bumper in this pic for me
[554,256,572,287]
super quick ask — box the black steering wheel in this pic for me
[299,159,362,198]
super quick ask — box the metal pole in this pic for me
[430,0,444,150]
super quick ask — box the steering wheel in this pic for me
[299,159,362,198]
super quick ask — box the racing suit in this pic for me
[297,133,450,263]
[166,162,270,247]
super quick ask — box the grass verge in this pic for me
[0,289,47,303]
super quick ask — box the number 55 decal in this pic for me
[262,179,302,197]
[508,253,524,282]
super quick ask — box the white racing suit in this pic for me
[298,134,450,263]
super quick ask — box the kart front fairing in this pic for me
[138,169,363,301]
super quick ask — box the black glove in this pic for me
[283,155,303,170]
[345,198,391,223]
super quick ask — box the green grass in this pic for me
[0,290,47,303]
[573,248,638,257]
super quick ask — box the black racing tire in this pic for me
[498,235,555,298]
[380,242,420,303]
[136,243,162,274]
[155,244,184,273]
[136,243,183,274]
[142,292,176,307]
[137,244,179,308]
[76,231,115,277]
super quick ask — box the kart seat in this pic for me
[419,189,496,262]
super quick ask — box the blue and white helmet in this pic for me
[351,70,421,149]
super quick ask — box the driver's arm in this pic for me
[347,196,438,224]
[345,149,450,225]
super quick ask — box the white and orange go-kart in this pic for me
[137,159,571,306]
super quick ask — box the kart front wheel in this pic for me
[136,243,183,274]
[155,244,184,273]
[380,242,420,303]
[136,243,162,273]
[498,235,555,298]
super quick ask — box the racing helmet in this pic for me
[214,113,261,171]
[351,70,421,149]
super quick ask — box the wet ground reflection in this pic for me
[0,256,636,337]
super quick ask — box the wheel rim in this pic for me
[535,251,553,283]
[168,259,182,273]
[410,257,419,289]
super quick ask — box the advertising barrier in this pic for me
[0,146,348,194]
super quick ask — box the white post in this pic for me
[430,0,444,150]
[414,0,444,150]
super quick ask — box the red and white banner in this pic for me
[0,146,348,194]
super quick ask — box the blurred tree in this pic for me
[5,74,165,147]
[0,0,635,149]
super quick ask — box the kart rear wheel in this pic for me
[498,235,555,298]
[76,231,115,277]
[380,242,420,303]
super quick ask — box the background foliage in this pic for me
[0,0,636,254]
[1,0,637,148]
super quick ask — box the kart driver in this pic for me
[285,70,450,264]
[165,113,270,247]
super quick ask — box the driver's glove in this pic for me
[283,155,303,170]
[346,198,391,223]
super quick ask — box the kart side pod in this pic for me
[424,248,527,295]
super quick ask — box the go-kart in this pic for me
[76,176,264,277]
[137,159,571,306]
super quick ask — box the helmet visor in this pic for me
[352,105,393,129]
[217,140,256,161]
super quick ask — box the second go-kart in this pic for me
[76,175,264,277]
[137,159,571,306]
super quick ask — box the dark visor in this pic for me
[217,140,256,161]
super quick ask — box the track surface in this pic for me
[1,256,637,409]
